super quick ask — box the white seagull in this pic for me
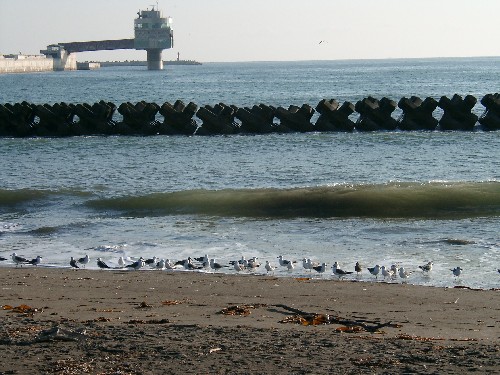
[277,255,292,267]
[28,255,43,266]
[11,253,29,267]
[210,258,225,272]
[78,254,90,268]
[302,258,311,271]
[398,267,411,282]
[312,262,327,274]
[234,261,245,272]
[118,256,126,268]
[367,264,380,278]
[265,261,275,274]
[332,262,353,278]
[419,261,433,273]
[247,257,260,270]
[126,258,145,270]
[156,259,166,270]
[381,266,393,280]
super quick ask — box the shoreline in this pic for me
[1,267,498,373]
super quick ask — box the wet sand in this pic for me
[0,267,499,374]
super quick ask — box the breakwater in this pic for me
[1,94,498,137]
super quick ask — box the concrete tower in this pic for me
[134,7,174,70]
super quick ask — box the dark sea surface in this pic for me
[1,58,499,288]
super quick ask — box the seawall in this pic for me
[0,55,53,74]
[0,53,77,74]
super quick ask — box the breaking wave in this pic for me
[87,182,500,219]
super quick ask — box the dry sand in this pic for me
[0,267,499,374]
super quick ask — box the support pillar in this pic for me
[146,49,163,70]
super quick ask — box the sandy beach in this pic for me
[0,267,498,374]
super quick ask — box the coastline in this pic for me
[1,267,498,374]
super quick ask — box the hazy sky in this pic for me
[1,0,499,62]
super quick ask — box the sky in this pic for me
[0,0,499,62]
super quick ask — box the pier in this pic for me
[0,6,173,73]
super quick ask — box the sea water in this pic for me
[0,58,499,289]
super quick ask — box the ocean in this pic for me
[0,58,499,289]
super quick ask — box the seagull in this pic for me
[184,258,201,270]
[234,262,245,272]
[156,259,166,270]
[312,263,327,274]
[302,258,311,271]
[0,256,7,261]
[97,257,110,269]
[381,266,393,280]
[118,256,126,268]
[145,257,158,266]
[264,261,275,274]
[332,262,353,278]
[247,257,260,269]
[28,255,43,266]
[390,264,398,277]
[398,267,411,282]
[367,264,380,278]
[306,259,318,270]
[355,262,362,275]
[210,258,225,272]
[78,255,90,268]
[277,255,292,267]
[70,257,79,269]
[126,258,145,270]
[286,261,294,272]
[164,259,175,270]
[175,257,192,267]
[11,253,29,266]
[451,267,463,278]
[419,261,433,272]
[194,254,209,263]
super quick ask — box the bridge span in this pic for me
[57,39,135,54]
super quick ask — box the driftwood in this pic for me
[271,304,401,332]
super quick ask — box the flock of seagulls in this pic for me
[2,252,499,283]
